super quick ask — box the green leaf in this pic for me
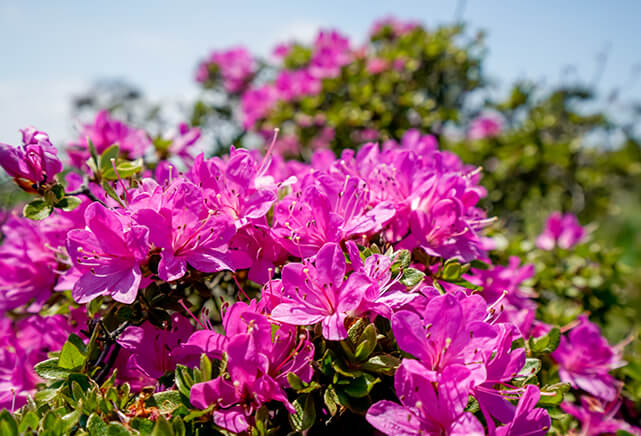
[514,358,542,385]
[87,138,99,168]
[24,199,53,220]
[88,297,104,318]
[34,358,71,380]
[152,390,184,414]
[441,260,463,280]
[102,158,143,180]
[18,411,39,433]
[354,324,377,361]
[172,418,186,436]
[342,373,380,398]
[87,413,107,436]
[102,181,125,207]
[529,327,561,354]
[131,417,155,435]
[324,385,340,416]
[0,410,18,436]
[61,409,82,432]
[55,195,82,211]
[538,382,570,406]
[174,365,194,399]
[361,354,401,375]
[151,416,174,436]
[287,372,304,391]
[470,259,490,270]
[50,183,66,201]
[288,394,316,432]
[391,249,411,273]
[59,334,87,369]
[199,353,212,382]
[347,318,368,345]
[400,267,425,287]
[99,144,120,172]
[106,422,132,436]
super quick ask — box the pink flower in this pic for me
[468,113,503,140]
[197,47,255,93]
[551,315,624,402]
[67,203,150,304]
[562,396,641,436]
[117,313,194,379]
[241,85,279,129]
[366,360,484,435]
[496,385,551,436]
[133,179,239,281]
[0,127,62,192]
[370,17,419,38]
[67,110,151,168]
[187,301,314,433]
[270,242,367,340]
[536,212,586,250]
[366,57,389,74]
[391,293,498,375]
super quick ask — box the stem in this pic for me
[67,187,107,207]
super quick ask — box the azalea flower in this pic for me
[551,315,624,402]
[366,360,484,435]
[270,242,367,340]
[187,302,314,433]
[67,202,150,304]
[0,127,62,192]
[536,212,586,250]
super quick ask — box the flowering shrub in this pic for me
[0,15,639,436]
[0,119,638,435]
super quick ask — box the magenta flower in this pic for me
[468,113,503,140]
[197,47,255,93]
[536,212,586,250]
[370,17,419,38]
[67,203,150,304]
[0,214,72,311]
[473,324,527,430]
[67,110,151,168]
[167,123,201,163]
[366,57,389,74]
[551,315,624,402]
[562,396,641,436]
[241,85,279,129]
[188,149,278,228]
[0,348,39,411]
[117,313,194,379]
[391,293,498,374]
[272,174,394,257]
[270,242,367,340]
[496,385,551,436]
[345,241,418,318]
[274,69,322,101]
[187,302,314,433]
[366,360,484,435]
[0,127,62,192]
[0,310,86,410]
[133,179,240,281]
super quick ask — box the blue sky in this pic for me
[1,0,640,144]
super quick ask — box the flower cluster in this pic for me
[241,29,352,130]
[196,47,255,93]
[0,110,637,434]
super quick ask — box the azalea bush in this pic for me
[0,16,640,436]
